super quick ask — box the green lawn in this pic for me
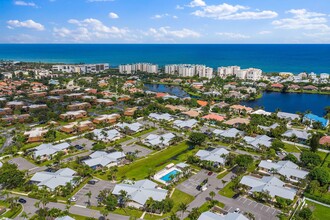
[112,207,143,218]
[218,180,236,198]
[306,201,330,220]
[283,143,301,153]
[217,170,230,179]
[116,142,190,180]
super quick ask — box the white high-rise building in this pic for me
[320,73,329,79]
[52,64,109,74]
[119,63,158,74]
[199,67,214,79]
[179,65,195,77]
[165,64,214,79]
[245,68,262,81]
[217,66,240,78]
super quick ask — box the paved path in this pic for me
[282,140,330,153]
[11,195,130,220]
[305,197,330,208]
[178,171,280,220]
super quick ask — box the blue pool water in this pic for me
[160,170,180,182]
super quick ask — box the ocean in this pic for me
[0,44,330,73]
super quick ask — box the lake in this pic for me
[144,84,330,116]
[241,92,330,116]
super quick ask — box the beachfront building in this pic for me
[258,160,309,182]
[143,133,175,148]
[112,179,168,209]
[52,63,109,74]
[239,175,297,201]
[32,142,70,160]
[195,148,229,166]
[236,68,262,81]
[303,113,329,128]
[198,211,248,220]
[30,168,77,191]
[119,63,158,74]
[217,66,241,78]
[165,64,214,78]
[83,151,126,169]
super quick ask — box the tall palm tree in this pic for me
[20,211,29,220]
[178,202,188,219]
[209,191,216,201]
[85,191,92,206]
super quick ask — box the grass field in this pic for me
[306,201,330,220]
[283,143,301,153]
[117,142,190,180]
[219,180,236,198]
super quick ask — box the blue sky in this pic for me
[1,0,330,43]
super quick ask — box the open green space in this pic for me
[306,201,330,220]
[131,128,157,138]
[117,142,190,180]
[219,180,236,198]
[283,143,301,153]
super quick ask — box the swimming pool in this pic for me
[160,170,180,182]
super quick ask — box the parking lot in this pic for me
[73,180,115,207]
[8,157,38,171]
[71,138,95,150]
[121,144,153,158]
[224,197,280,220]
[177,170,210,196]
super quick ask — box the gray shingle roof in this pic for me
[196,148,229,164]
[198,211,248,220]
[83,151,126,167]
[259,160,308,180]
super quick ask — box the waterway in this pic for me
[144,84,330,116]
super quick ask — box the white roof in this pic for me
[198,211,248,220]
[93,129,121,141]
[243,135,272,149]
[149,113,173,121]
[259,160,308,180]
[33,142,70,157]
[112,179,168,205]
[252,109,271,116]
[258,123,279,131]
[55,216,75,220]
[144,133,175,146]
[116,122,143,132]
[282,129,310,140]
[30,168,76,190]
[240,175,296,200]
[84,151,125,167]
[196,148,229,164]
[277,112,300,120]
[173,119,198,128]
[216,128,244,138]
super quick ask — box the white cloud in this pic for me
[54,18,128,42]
[187,0,206,8]
[147,27,200,41]
[272,9,330,31]
[192,3,277,20]
[259,31,271,35]
[7,19,45,31]
[176,5,184,10]
[14,1,37,7]
[151,14,178,19]
[173,15,178,19]
[216,32,250,39]
[109,12,119,19]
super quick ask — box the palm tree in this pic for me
[209,191,216,201]
[119,190,130,208]
[269,168,277,176]
[100,209,109,219]
[178,202,188,219]
[20,211,29,220]
[187,207,200,220]
[85,191,92,206]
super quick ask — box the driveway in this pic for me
[8,157,38,171]
[73,180,115,207]
[70,138,95,150]
[177,170,211,196]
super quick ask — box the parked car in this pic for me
[88,180,98,185]
[18,198,27,204]
[232,193,240,199]
[70,197,77,202]
[208,171,213,176]
[196,185,202,191]
[234,208,240,213]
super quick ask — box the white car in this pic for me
[234,208,240,213]
[69,197,77,202]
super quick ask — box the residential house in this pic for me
[243,135,273,150]
[59,110,87,121]
[0,107,12,115]
[240,175,297,200]
[5,101,25,109]
[202,114,225,122]
[282,129,311,143]
[83,151,126,169]
[148,113,173,121]
[95,99,115,106]
[92,129,122,142]
[60,120,95,133]
[32,142,71,160]
[319,136,330,146]
[173,119,198,129]
[92,114,120,124]
[258,123,280,132]
[277,112,300,121]
[182,110,200,118]
[198,211,248,220]
[30,168,77,191]
[143,133,175,148]
[230,105,253,114]
[303,113,329,128]
[251,109,271,116]
[258,160,309,182]
[124,107,138,116]
[116,122,143,133]
[24,127,48,143]
[195,148,229,166]
[213,128,244,140]
[112,179,168,209]
[67,102,91,111]
[224,117,250,126]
